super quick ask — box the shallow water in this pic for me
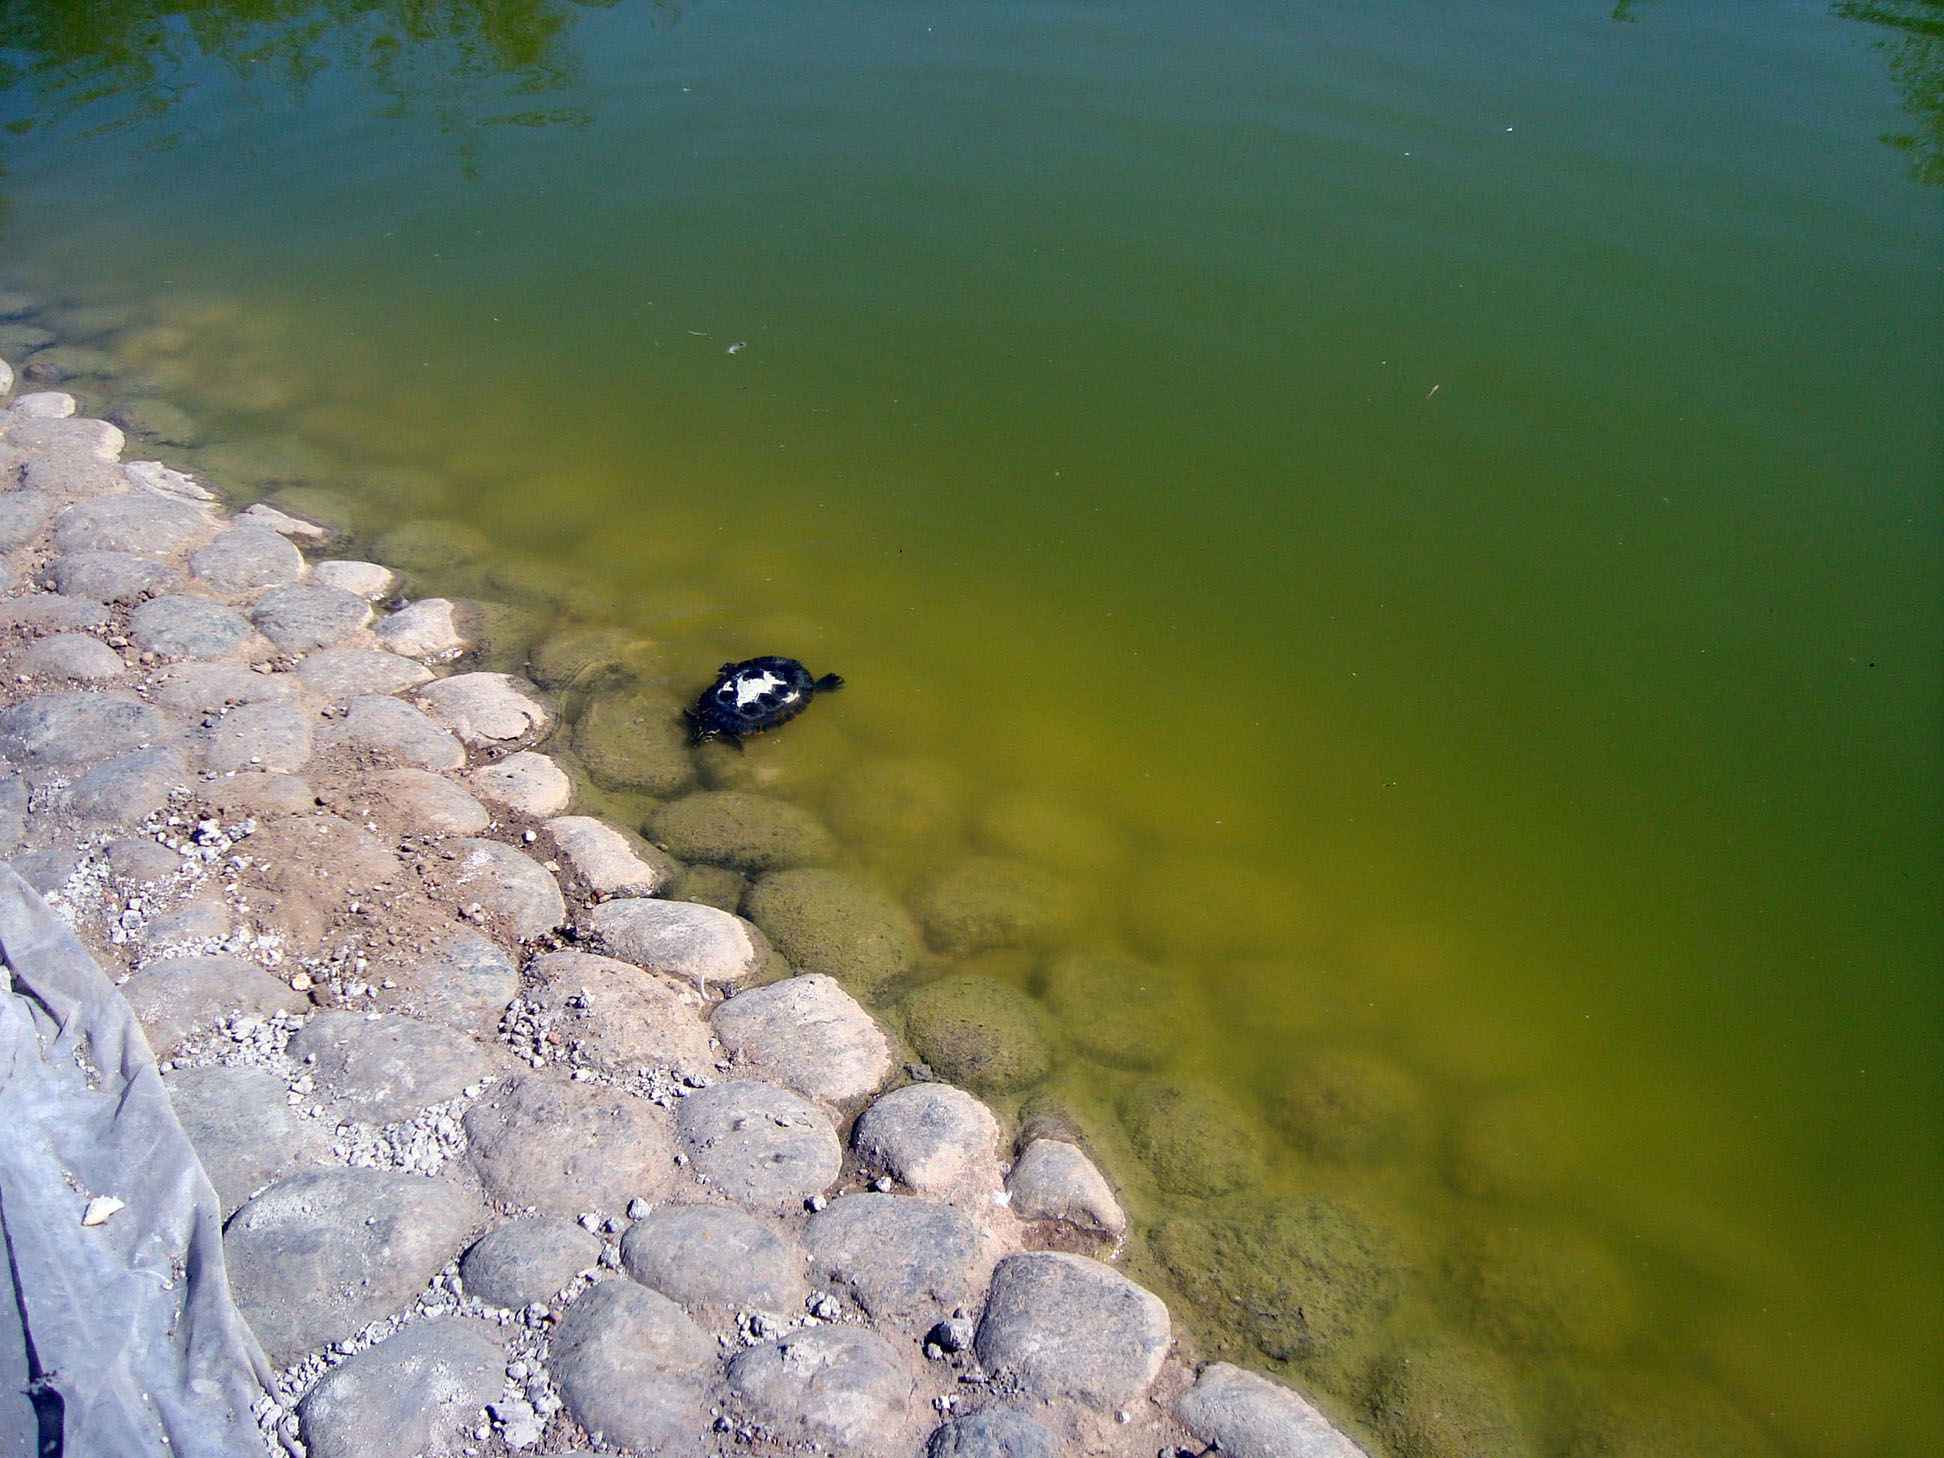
[1,2,1940,1455]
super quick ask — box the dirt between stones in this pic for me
[0,373,1366,1458]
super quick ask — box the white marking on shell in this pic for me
[730,670,787,709]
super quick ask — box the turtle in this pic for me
[685,655,843,748]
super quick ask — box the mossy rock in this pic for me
[667,863,748,914]
[1445,1089,1582,1204]
[645,790,836,872]
[571,686,696,797]
[1271,1046,1435,1166]
[1041,947,1197,1071]
[372,518,491,576]
[1552,1366,1780,1458]
[1117,1077,1266,1196]
[1152,1193,1406,1383]
[899,973,1054,1094]
[1445,1220,1640,1355]
[743,868,920,995]
[910,855,1077,955]
[529,623,658,694]
[1362,1339,1538,1458]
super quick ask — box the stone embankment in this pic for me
[0,355,1365,1458]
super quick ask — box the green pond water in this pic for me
[1,2,1939,1454]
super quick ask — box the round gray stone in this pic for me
[251,581,373,653]
[439,837,565,940]
[223,1168,486,1365]
[0,690,166,766]
[189,525,305,597]
[398,932,518,1033]
[525,950,714,1079]
[619,1203,808,1315]
[726,1324,915,1456]
[294,647,434,701]
[38,548,183,602]
[370,597,471,661]
[804,1194,993,1329]
[289,1011,495,1124]
[925,1408,1062,1458]
[1177,1361,1371,1458]
[543,815,677,899]
[852,1084,1001,1196]
[673,1080,841,1213]
[459,1216,602,1309]
[361,768,490,836]
[315,693,464,770]
[201,700,313,774]
[413,672,553,748]
[52,491,213,558]
[62,747,187,829]
[13,632,126,681]
[296,1319,504,1458]
[973,1252,1171,1410]
[0,492,57,550]
[550,1280,714,1455]
[468,750,572,818]
[1004,1138,1127,1239]
[463,1074,677,1218]
[131,593,255,660]
[164,1063,331,1218]
[584,896,764,987]
[711,973,891,1105]
[147,660,300,713]
[0,594,111,632]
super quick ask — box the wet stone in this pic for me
[6,390,67,419]
[374,518,491,574]
[439,837,565,940]
[469,750,572,818]
[584,896,764,988]
[232,501,333,545]
[673,1080,841,1213]
[224,1168,486,1365]
[362,768,490,836]
[147,661,299,713]
[974,1252,1171,1410]
[668,862,747,912]
[804,1193,993,1330]
[646,789,837,872]
[130,593,256,660]
[164,1063,330,1219]
[544,814,677,899]
[293,647,434,701]
[413,671,553,748]
[528,622,656,692]
[742,867,920,995]
[525,949,714,1080]
[550,1283,714,1455]
[188,524,305,597]
[459,1216,602,1309]
[899,973,1054,1095]
[852,1084,1002,1196]
[0,492,57,550]
[201,700,313,774]
[250,581,373,653]
[1005,1138,1127,1239]
[311,558,394,599]
[1363,1340,1537,1458]
[371,597,471,661]
[0,690,166,767]
[924,1408,1062,1458]
[1176,1362,1368,1458]
[911,855,1078,954]
[389,931,519,1035]
[1272,1045,1435,1167]
[53,491,213,559]
[728,1324,916,1457]
[295,1319,504,1458]
[290,1011,495,1124]
[13,632,125,681]
[1120,1077,1268,1196]
[618,1203,808,1315]
[315,693,464,771]
[571,685,697,796]
[121,954,308,1059]
[0,594,111,632]
[712,972,892,1105]
[1043,947,1198,1071]
[463,1074,677,1218]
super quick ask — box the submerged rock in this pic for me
[646,788,836,872]
[1444,1219,1640,1355]
[1118,1077,1268,1196]
[1362,1339,1539,1458]
[899,972,1054,1094]
[1271,1046,1436,1167]
[571,684,696,796]
[1041,946,1199,1071]
[742,867,920,994]
[910,855,1077,954]
[1177,1362,1368,1458]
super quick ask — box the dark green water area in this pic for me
[2,2,1939,1454]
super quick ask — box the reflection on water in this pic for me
[0,3,1940,1457]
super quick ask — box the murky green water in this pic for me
[2,2,1939,1454]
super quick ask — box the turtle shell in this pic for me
[686,655,843,745]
